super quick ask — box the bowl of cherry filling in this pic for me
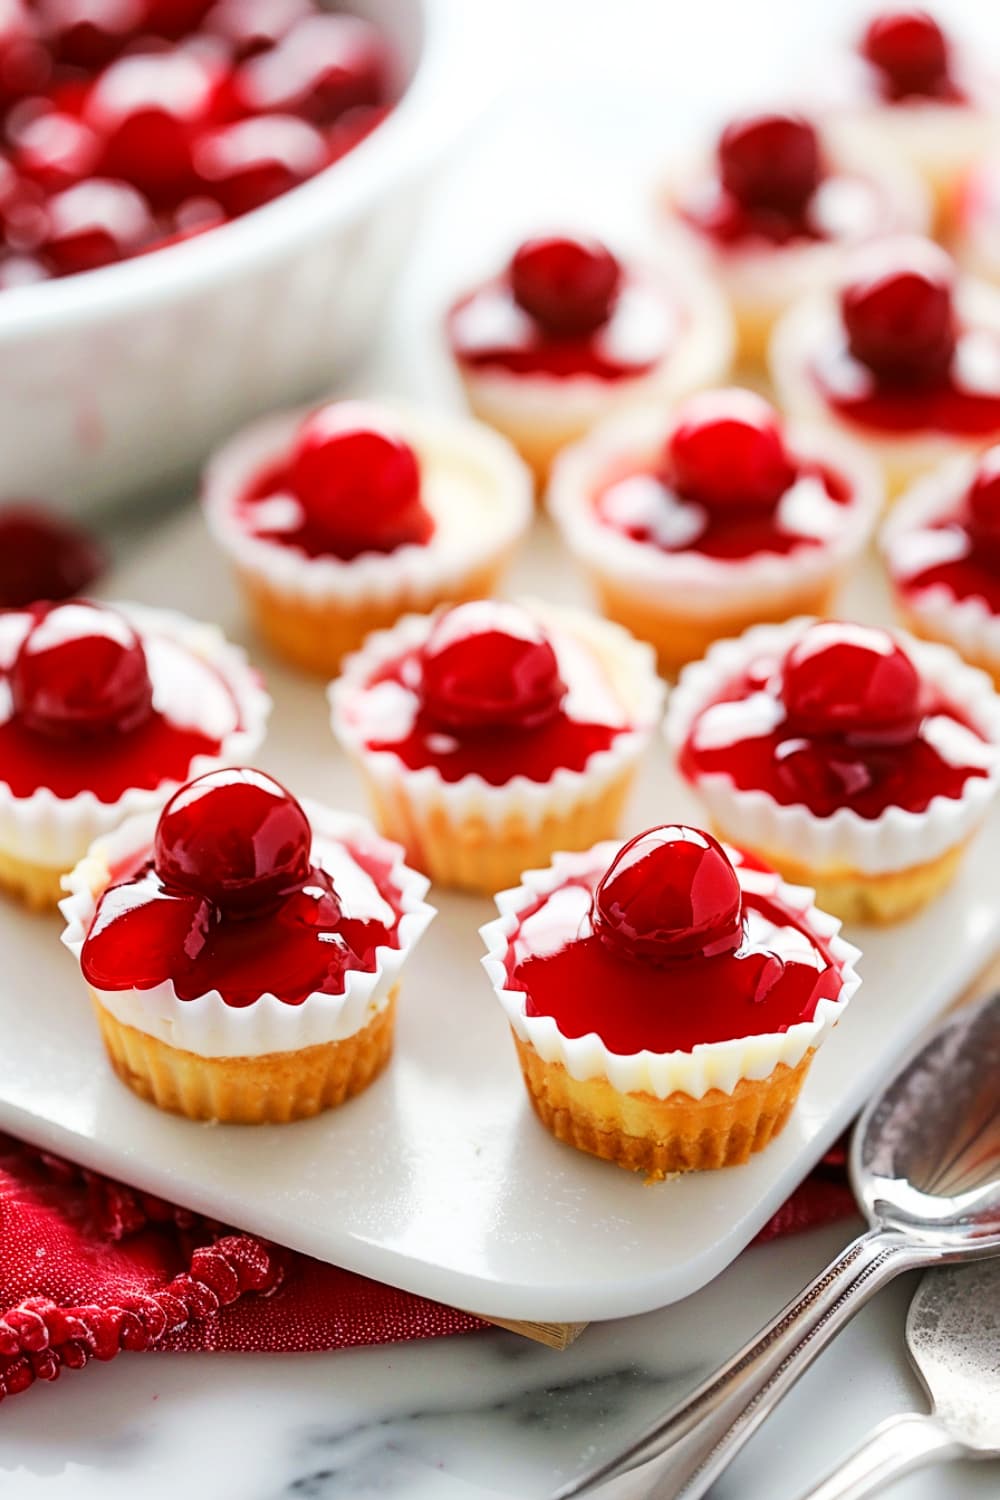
[60,767,434,1124]
[655,107,929,367]
[329,597,665,894]
[480,825,861,1178]
[0,0,464,512]
[548,386,882,675]
[770,235,1000,501]
[0,597,269,909]
[882,444,1000,685]
[665,617,1000,925]
[444,230,733,484]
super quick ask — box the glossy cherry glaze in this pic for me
[447,233,676,382]
[237,401,434,561]
[0,600,242,801]
[81,769,404,1005]
[360,602,622,786]
[0,2,392,284]
[893,447,1000,611]
[860,9,962,102]
[0,502,103,606]
[594,391,851,561]
[679,623,989,819]
[504,835,843,1054]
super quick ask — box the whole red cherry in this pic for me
[37,177,155,274]
[154,767,317,916]
[718,112,822,214]
[192,114,327,217]
[287,400,431,558]
[0,0,51,108]
[861,9,950,98]
[667,388,795,512]
[420,601,566,734]
[593,825,744,965]
[9,107,102,194]
[509,233,621,336]
[0,503,104,606]
[11,600,154,739]
[965,445,1000,554]
[232,13,386,123]
[203,0,314,60]
[841,238,956,384]
[780,621,923,742]
[39,0,142,70]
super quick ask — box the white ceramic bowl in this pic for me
[0,0,466,515]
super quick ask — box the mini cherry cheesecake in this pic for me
[828,8,1000,235]
[548,387,882,675]
[882,445,1000,685]
[656,109,929,367]
[0,598,269,908]
[480,826,860,1177]
[329,598,665,894]
[666,617,1000,924]
[203,398,533,676]
[445,232,733,483]
[772,237,1000,502]
[60,768,433,1124]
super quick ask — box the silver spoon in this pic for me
[552,988,1000,1500]
[792,1258,1000,1500]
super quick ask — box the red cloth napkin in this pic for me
[0,1131,856,1404]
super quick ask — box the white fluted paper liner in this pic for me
[0,602,271,873]
[454,258,734,437]
[329,599,665,832]
[548,409,882,617]
[665,617,1000,877]
[657,132,930,325]
[60,800,434,1059]
[480,842,861,1101]
[202,399,533,609]
[770,277,1000,478]
[882,455,1000,671]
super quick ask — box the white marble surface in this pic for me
[2,1,999,1495]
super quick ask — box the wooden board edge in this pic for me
[470,1315,589,1350]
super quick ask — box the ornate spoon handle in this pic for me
[791,1412,962,1500]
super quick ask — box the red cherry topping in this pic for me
[11,600,153,739]
[85,51,226,203]
[861,9,950,97]
[420,601,566,735]
[718,112,821,214]
[204,0,313,60]
[38,177,154,274]
[780,622,922,742]
[965,444,1000,549]
[192,114,327,216]
[233,13,386,123]
[287,400,431,558]
[593,825,744,966]
[509,233,621,336]
[0,502,104,606]
[841,238,956,384]
[82,879,214,992]
[153,767,317,916]
[667,388,795,512]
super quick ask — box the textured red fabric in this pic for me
[0,1131,854,1403]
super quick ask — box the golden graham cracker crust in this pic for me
[512,1033,815,1178]
[590,576,838,677]
[237,557,511,677]
[0,847,67,910]
[360,765,635,895]
[92,989,398,1124]
[719,835,969,926]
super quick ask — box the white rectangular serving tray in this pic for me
[0,508,995,1323]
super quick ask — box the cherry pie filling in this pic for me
[503,826,844,1054]
[592,389,853,561]
[353,600,626,785]
[811,241,1000,436]
[0,599,244,802]
[676,111,886,250]
[447,233,681,382]
[0,1,393,284]
[891,445,1000,613]
[80,768,404,1006]
[679,621,991,819]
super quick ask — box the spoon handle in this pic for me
[791,1411,963,1500]
[552,1228,930,1500]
